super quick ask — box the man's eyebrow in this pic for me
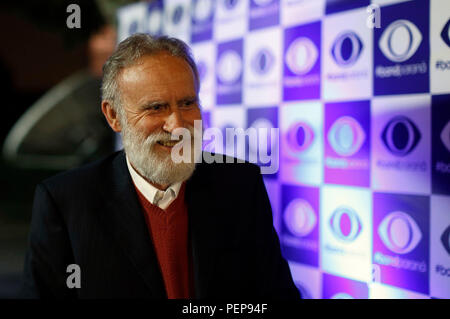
[178,96,198,103]
[139,101,168,109]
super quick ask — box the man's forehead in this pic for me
[118,52,197,103]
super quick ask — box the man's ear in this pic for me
[101,101,122,133]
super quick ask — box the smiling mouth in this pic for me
[157,140,181,147]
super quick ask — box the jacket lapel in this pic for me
[99,151,167,298]
[185,162,221,298]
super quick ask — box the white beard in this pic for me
[120,121,197,187]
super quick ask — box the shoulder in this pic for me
[39,151,123,194]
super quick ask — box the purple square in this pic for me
[322,273,368,299]
[324,100,370,187]
[249,0,279,30]
[373,192,430,295]
[283,21,321,101]
[280,185,319,267]
[216,39,243,105]
[374,0,430,95]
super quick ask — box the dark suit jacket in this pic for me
[19,151,300,299]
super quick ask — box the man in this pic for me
[20,34,300,299]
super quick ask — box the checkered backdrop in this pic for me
[117,0,450,299]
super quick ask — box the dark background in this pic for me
[0,0,134,298]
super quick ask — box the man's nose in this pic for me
[163,109,184,132]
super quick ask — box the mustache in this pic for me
[143,126,196,145]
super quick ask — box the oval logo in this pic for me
[171,5,184,25]
[331,31,364,67]
[329,206,362,242]
[286,122,315,153]
[285,37,318,75]
[328,116,366,157]
[381,116,421,157]
[284,198,317,237]
[217,50,242,84]
[251,48,274,75]
[193,0,214,22]
[379,19,422,62]
[378,211,422,255]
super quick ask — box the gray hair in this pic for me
[101,33,200,115]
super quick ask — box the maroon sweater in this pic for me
[134,183,194,299]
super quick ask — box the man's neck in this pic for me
[129,162,169,191]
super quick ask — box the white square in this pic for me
[192,42,217,110]
[163,0,191,43]
[243,27,282,107]
[117,2,148,42]
[371,94,431,195]
[322,8,373,101]
[320,185,373,283]
[280,101,323,187]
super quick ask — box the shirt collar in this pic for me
[125,155,182,208]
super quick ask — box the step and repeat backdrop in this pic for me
[116,0,450,299]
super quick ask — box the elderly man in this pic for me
[20,34,300,299]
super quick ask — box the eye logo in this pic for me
[248,118,275,154]
[381,116,421,157]
[283,198,317,237]
[171,5,184,25]
[327,116,366,157]
[378,211,422,255]
[379,20,422,62]
[329,206,362,242]
[331,31,364,67]
[217,50,242,84]
[286,122,315,153]
[251,48,274,75]
[441,225,450,255]
[224,0,239,10]
[285,37,318,75]
[331,293,354,299]
[441,19,450,47]
[193,0,213,23]
[440,121,450,152]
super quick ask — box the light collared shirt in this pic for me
[126,156,182,210]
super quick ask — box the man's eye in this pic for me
[146,104,163,111]
[183,100,197,108]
